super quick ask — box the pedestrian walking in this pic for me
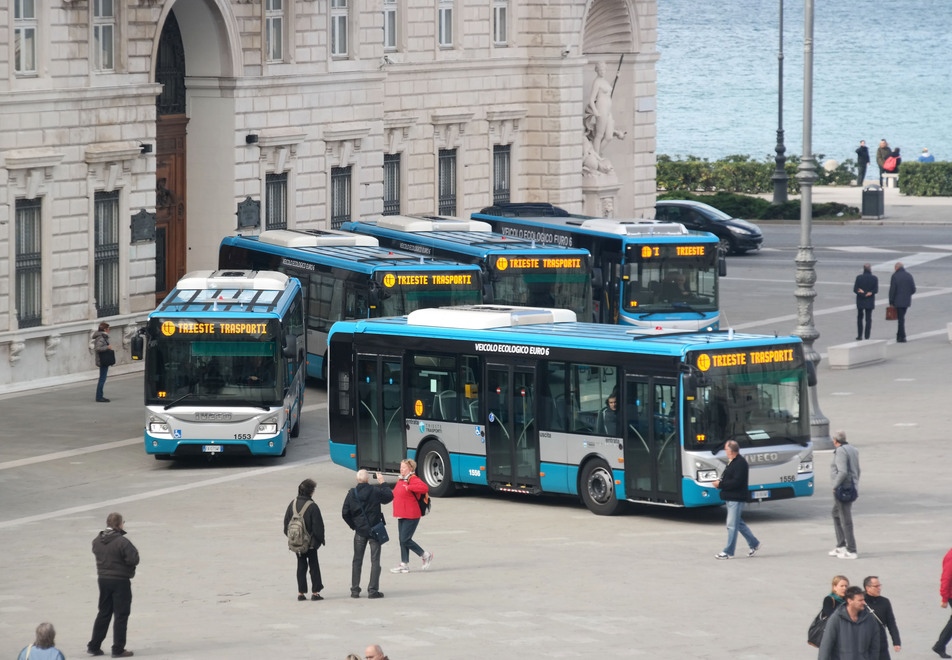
[17,622,65,660]
[712,440,761,559]
[856,140,870,186]
[822,575,850,617]
[830,430,861,559]
[876,139,892,185]
[863,575,901,659]
[342,469,393,599]
[818,585,881,660]
[933,547,952,658]
[888,262,916,343]
[92,322,113,402]
[364,644,390,660]
[853,263,878,340]
[283,478,326,601]
[389,458,433,574]
[87,512,139,658]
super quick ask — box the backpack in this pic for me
[417,491,431,517]
[883,155,898,172]
[287,499,313,554]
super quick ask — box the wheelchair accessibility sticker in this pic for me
[173,429,182,439]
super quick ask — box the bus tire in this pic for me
[418,442,456,498]
[579,459,619,515]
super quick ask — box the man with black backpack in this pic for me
[283,478,326,601]
[342,470,393,599]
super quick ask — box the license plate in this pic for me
[752,490,770,500]
[202,445,223,454]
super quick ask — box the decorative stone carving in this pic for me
[583,61,627,178]
[9,338,25,365]
[45,334,61,361]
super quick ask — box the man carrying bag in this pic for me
[829,431,861,560]
[342,469,393,599]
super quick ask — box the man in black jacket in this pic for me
[342,469,394,598]
[712,440,760,559]
[87,512,139,658]
[864,575,901,659]
[853,263,879,340]
[889,262,916,343]
[856,140,870,186]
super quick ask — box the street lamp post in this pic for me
[771,0,788,204]
[794,0,831,449]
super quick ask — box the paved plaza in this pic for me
[2,186,952,658]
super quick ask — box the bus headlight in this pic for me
[798,460,813,474]
[696,469,718,483]
[256,418,279,435]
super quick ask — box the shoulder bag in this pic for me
[807,610,827,647]
[885,305,898,321]
[99,348,116,367]
[353,487,389,544]
[834,449,858,503]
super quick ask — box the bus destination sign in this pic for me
[380,272,474,288]
[693,347,797,372]
[493,256,584,272]
[637,244,708,259]
[158,319,271,338]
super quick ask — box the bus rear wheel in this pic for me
[580,459,620,515]
[418,442,456,498]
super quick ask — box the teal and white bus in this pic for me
[328,305,814,514]
[340,215,594,321]
[219,229,483,380]
[136,270,306,459]
[474,203,724,332]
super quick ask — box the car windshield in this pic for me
[698,205,732,221]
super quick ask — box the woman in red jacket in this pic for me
[390,459,433,573]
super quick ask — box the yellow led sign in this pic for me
[696,348,794,371]
[381,272,474,287]
[160,321,269,336]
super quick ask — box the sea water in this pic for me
[656,0,952,163]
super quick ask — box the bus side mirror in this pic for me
[131,331,145,361]
[483,283,495,303]
[682,372,709,399]
[718,254,727,277]
[805,360,817,387]
[282,334,298,359]
[591,267,604,290]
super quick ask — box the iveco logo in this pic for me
[196,412,232,421]
[747,452,780,464]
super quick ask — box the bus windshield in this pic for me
[375,274,483,316]
[145,319,282,406]
[626,247,718,315]
[685,367,807,452]
[491,270,593,318]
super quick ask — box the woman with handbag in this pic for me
[92,322,114,403]
[389,459,433,574]
[809,576,850,647]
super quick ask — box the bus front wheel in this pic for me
[580,459,620,515]
[418,442,456,498]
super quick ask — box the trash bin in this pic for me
[862,185,884,218]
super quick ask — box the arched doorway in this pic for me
[154,11,189,301]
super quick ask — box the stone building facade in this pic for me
[0,0,657,393]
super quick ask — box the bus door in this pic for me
[485,364,539,489]
[623,377,681,503]
[355,354,404,472]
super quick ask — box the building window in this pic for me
[331,166,352,229]
[438,149,457,216]
[266,0,284,62]
[493,0,508,46]
[15,198,42,328]
[92,0,115,71]
[383,0,397,51]
[94,191,120,317]
[383,153,401,215]
[493,144,511,204]
[266,173,288,230]
[438,0,453,48]
[14,0,37,75]
[331,0,348,57]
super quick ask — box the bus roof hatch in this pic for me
[579,218,689,236]
[407,305,576,329]
[378,215,493,233]
[257,229,379,248]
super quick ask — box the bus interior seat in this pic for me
[467,398,480,423]
[434,390,457,421]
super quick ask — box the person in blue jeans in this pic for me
[92,321,112,402]
[713,440,760,559]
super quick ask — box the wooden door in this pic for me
[155,115,188,301]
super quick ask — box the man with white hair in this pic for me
[342,470,393,599]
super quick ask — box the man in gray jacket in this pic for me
[819,585,881,660]
[830,430,861,559]
[87,512,139,658]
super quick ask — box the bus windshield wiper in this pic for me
[229,399,273,411]
[164,392,197,410]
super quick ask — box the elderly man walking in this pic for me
[888,262,916,343]
[830,430,861,559]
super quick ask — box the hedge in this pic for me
[656,190,859,220]
[657,154,856,194]
[895,162,952,196]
